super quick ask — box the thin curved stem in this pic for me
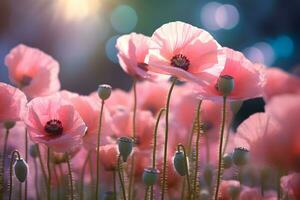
[177,144,191,199]
[80,151,91,200]
[95,99,105,199]
[47,148,51,200]
[33,158,40,200]
[53,165,60,200]
[214,96,227,200]
[161,77,177,200]
[24,129,28,200]
[67,154,74,200]
[9,150,21,200]
[118,155,127,200]
[1,128,10,199]
[192,100,202,200]
[37,145,48,189]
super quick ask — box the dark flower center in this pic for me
[170,54,190,71]
[44,119,63,137]
[20,75,32,87]
[137,63,148,72]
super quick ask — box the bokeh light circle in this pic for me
[111,5,138,33]
[244,42,275,66]
[200,2,222,31]
[272,35,294,58]
[215,4,240,30]
[105,35,120,64]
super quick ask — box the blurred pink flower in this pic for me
[99,144,118,171]
[5,44,60,98]
[116,33,164,80]
[0,82,27,122]
[263,67,300,102]
[220,180,240,200]
[24,95,87,152]
[281,173,300,199]
[146,21,225,84]
[195,48,265,101]
[239,187,277,200]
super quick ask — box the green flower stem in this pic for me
[1,128,10,200]
[24,129,28,200]
[67,154,74,200]
[96,99,105,199]
[214,96,227,200]
[47,148,51,200]
[80,151,91,200]
[33,158,40,199]
[9,150,21,200]
[37,145,48,192]
[161,77,177,200]
[192,100,202,200]
[118,155,127,200]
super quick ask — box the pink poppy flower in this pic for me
[116,33,164,80]
[5,44,60,98]
[195,48,265,101]
[263,67,300,102]
[220,180,240,200]
[0,82,27,122]
[70,95,112,150]
[146,21,225,84]
[24,95,87,152]
[239,187,277,200]
[99,144,118,171]
[281,173,300,199]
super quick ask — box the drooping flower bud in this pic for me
[29,144,39,158]
[199,190,210,200]
[103,191,116,200]
[217,75,234,96]
[117,137,133,162]
[4,121,16,130]
[232,147,249,166]
[14,158,28,182]
[173,151,188,176]
[223,153,233,169]
[142,168,159,186]
[98,84,112,100]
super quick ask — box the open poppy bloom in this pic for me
[195,47,265,101]
[24,95,87,152]
[145,21,225,85]
[116,33,165,80]
[5,44,60,98]
[0,82,27,123]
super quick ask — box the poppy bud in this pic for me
[223,153,233,169]
[173,151,188,176]
[232,147,249,166]
[4,121,16,130]
[117,137,133,162]
[104,191,116,200]
[217,75,234,96]
[98,84,112,100]
[29,144,38,158]
[142,168,159,186]
[14,158,28,182]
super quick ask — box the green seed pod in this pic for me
[173,151,188,176]
[142,168,159,186]
[232,147,249,166]
[14,158,28,182]
[118,137,133,162]
[4,121,16,130]
[98,84,112,100]
[29,144,39,158]
[223,153,233,169]
[203,165,213,187]
[217,75,234,96]
[103,191,116,200]
[199,190,210,200]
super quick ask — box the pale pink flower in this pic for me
[116,33,164,80]
[263,67,300,102]
[99,144,118,171]
[281,173,300,199]
[239,187,277,200]
[195,48,265,101]
[24,95,87,152]
[5,44,60,98]
[0,82,27,122]
[146,21,225,84]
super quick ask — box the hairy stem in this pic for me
[118,155,127,200]
[80,151,90,200]
[214,96,227,200]
[33,158,40,199]
[67,154,74,200]
[37,145,48,190]
[96,99,105,199]
[47,148,51,200]
[24,129,28,200]
[161,77,177,200]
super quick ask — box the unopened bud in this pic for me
[98,84,112,100]
[232,147,249,166]
[14,158,28,182]
[173,151,188,176]
[223,153,233,169]
[117,137,133,162]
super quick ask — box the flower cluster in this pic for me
[0,21,300,200]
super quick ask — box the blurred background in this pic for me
[0,0,299,95]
